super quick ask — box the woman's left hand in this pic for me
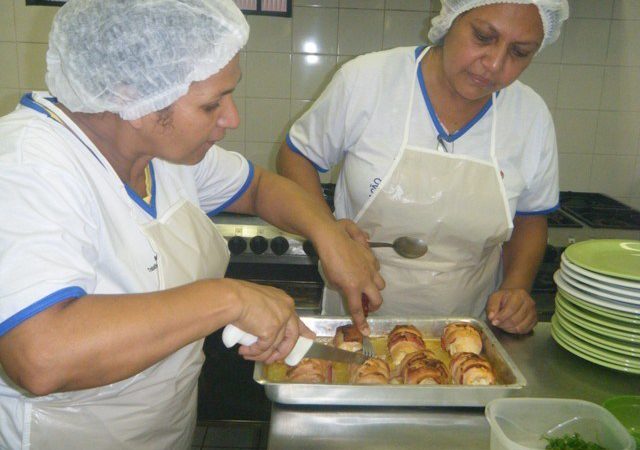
[485,288,537,334]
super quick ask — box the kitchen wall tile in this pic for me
[569,0,613,19]
[601,66,640,112]
[294,0,339,6]
[557,65,604,110]
[290,99,313,121]
[0,88,21,117]
[17,42,47,89]
[558,153,593,191]
[218,140,246,155]
[385,0,428,11]
[245,98,290,142]
[236,51,247,98]
[292,6,338,54]
[561,19,610,65]
[0,0,15,41]
[245,141,280,171]
[595,111,640,156]
[339,0,384,9]
[382,10,429,50]
[291,53,336,100]
[430,0,441,12]
[554,109,598,155]
[337,8,384,56]
[612,0,640,20]
[0,43,19,88]
[589,155,637,196]
[606,20,640,66]
[14,1,57,43]
[631,158,640,200]
[246,15,292,53]
[224,96,246,143]
[519,63,560,110]
[533,33,564,64]
[246,52,291,99]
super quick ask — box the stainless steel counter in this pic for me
[266,323,640,450]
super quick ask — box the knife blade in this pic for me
[222,325,369,366]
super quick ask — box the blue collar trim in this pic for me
[124,161,157,218]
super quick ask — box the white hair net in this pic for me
[46,0,249,120]
[428,0,569,50]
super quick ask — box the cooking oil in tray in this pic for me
[265,337,451,384]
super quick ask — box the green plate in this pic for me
[554,311,640,357]
[557,292,640,333]
[564,240,640,281]
[551,317,640,374]
[555,297,640,344]
[551,314,640,367]
[557,285,640,325]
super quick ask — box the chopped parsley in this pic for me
[544,433,607,450]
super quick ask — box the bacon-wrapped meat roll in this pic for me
[387,324,426,367]
[396,350,449,385]
[449,352,496,385]
[349,358,391,385]
[441,323,483,356]
[333,324,363,352]
[286,358,332,384]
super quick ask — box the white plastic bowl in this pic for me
[485,398,636,450]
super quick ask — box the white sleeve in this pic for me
[0,161,98,336]
[516,107,560,214]
[192,144,253,215]
[286,68,353,173]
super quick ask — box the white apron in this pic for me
[322,47,513,318]
[19,95,230,450]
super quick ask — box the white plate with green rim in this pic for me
[554,271,640,315]
[561,253,640,290]
[555,297,640,343]
[554,311,640,357]
[557,270,640,305]
[550,315,640,367]
[557,288,640,324]
[551,317,640,375]
[564,240,640,281]
[557,289,640,323]
[561,261,640,299]
[556,289,640,326]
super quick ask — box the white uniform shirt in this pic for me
[287,46,559,220]
[0,92,251,448]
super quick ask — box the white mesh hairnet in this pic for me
[46,0,249,120]
[428,0,569,50]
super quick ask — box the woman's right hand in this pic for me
[226,280,313,364]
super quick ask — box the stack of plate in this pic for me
[550,239,640,374]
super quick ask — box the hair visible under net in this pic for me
[45,0,249,120]
[428,0,569,50]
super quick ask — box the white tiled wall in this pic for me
[1,0,639,208]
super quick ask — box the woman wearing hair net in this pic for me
[278,1,569,333]
[0,0,384,448]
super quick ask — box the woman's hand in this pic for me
[485,288,537,334]
[314,224,385,336]
[336,219,370,247]
[228,280,314,364]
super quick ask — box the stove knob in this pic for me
[250,236,268,255]
[227,236,247,255]
[270,236,289,255]
[302,240,317,257]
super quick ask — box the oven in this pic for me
[198,212,325,422]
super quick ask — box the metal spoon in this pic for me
[368,236,428,259]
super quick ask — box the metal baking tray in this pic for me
[253,316,526,407]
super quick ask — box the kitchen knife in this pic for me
[222,324,369,366]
